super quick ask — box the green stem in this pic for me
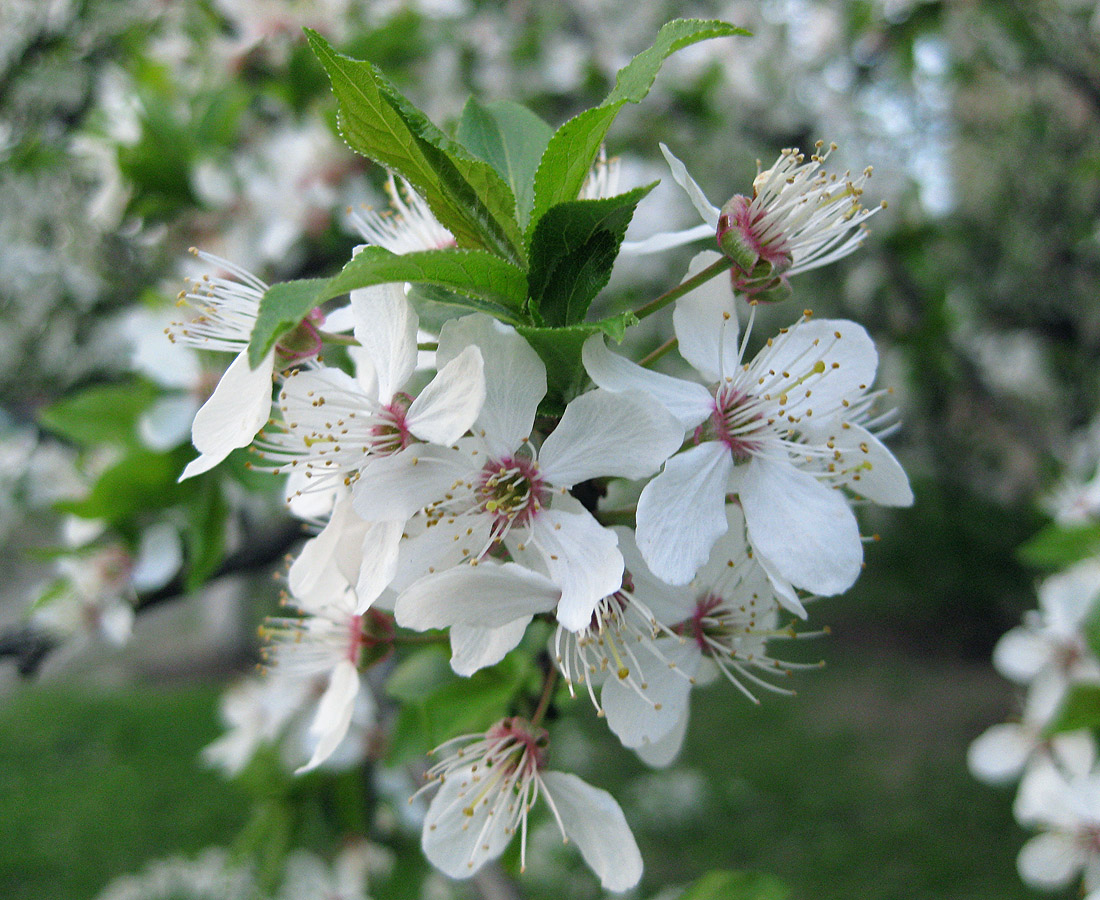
[639,337,678,368]
[530,665,559,728]
[317,330,360,346]
[418,341,438,351]
[633,255,734,320]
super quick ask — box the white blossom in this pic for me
[416,717,642,891]
[584,251,911,596]
[367,313,682,647]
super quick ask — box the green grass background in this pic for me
[0,640,1069,900]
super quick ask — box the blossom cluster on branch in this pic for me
[150,20,916,889]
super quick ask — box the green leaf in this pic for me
[183,478,226,591]
[55,448,188,524]
[527,183,656,327]
[1018,521,1100,568]
[678,871,789,900]
[248,246,528,366]
[529,18,747,228]
[518,311,636,412]
[406,282,525,328]
[1044,683,1100,736]
[38,380,159,449]
[456,98,553,230]
[305,29,525,264]
[386,652,529,765]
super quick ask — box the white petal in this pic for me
[635,442,733,585]
[352,283,417,402]
[1050,730,1097,780]
[391,513,495,594]
[449,619,531,676]
[1018,833,1085,890]
[966,723,1033,785]
[99,601,134,646]
[1038,560,1100,635]
[131,522,182,593]
[753,551,809,619]
[139,395,200,451]
[601,639,699,748]
[672,251,740,383]
[620,223,716,255]
[635,706,690,768]
[538,389,683,487]
[436,314,545,457]
[351,445,469,524]
[659,143,720,227]
[818,422,913,507]
[762,318,878,422]
[289,499,363,612]
[531,509,623,632]
[321,303,356,333]
[539,771,643,892]
[354,519,404,611]
[180,349,274,480]
[296,659,360,774]
[740,457,862,596]
[127,314,202,388]
[582,335,712,431]
[284,469,340,521]
[406,345,485,446]
[1014,758,1077,828]
[422,764,513,878]
[992,627,1050,684]
[395,562,560,631]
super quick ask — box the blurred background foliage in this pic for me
[2,0,1099,898]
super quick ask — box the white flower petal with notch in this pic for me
[538,771,643,892]
[405,345,485,446]
[739,456,862,596]
[582,335,712,431]
[395,561,560,631]
[436,313,546,457]
[180,348,274,480]
[296,659,361,774]
[538,388,683,487]
[449,619,533,676]
[530,508,622,632]
[351,282,417,403]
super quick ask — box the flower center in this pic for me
[369,393,414,455]
[689,594,724,651]
[721,195,793,270]
[700,383,766,461]
[476,454,547,529]
[486,717,549,774]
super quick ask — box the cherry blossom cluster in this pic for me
[173,142,911,890]
[969,492,1100,897]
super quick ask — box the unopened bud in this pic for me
[738,277,793,304]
